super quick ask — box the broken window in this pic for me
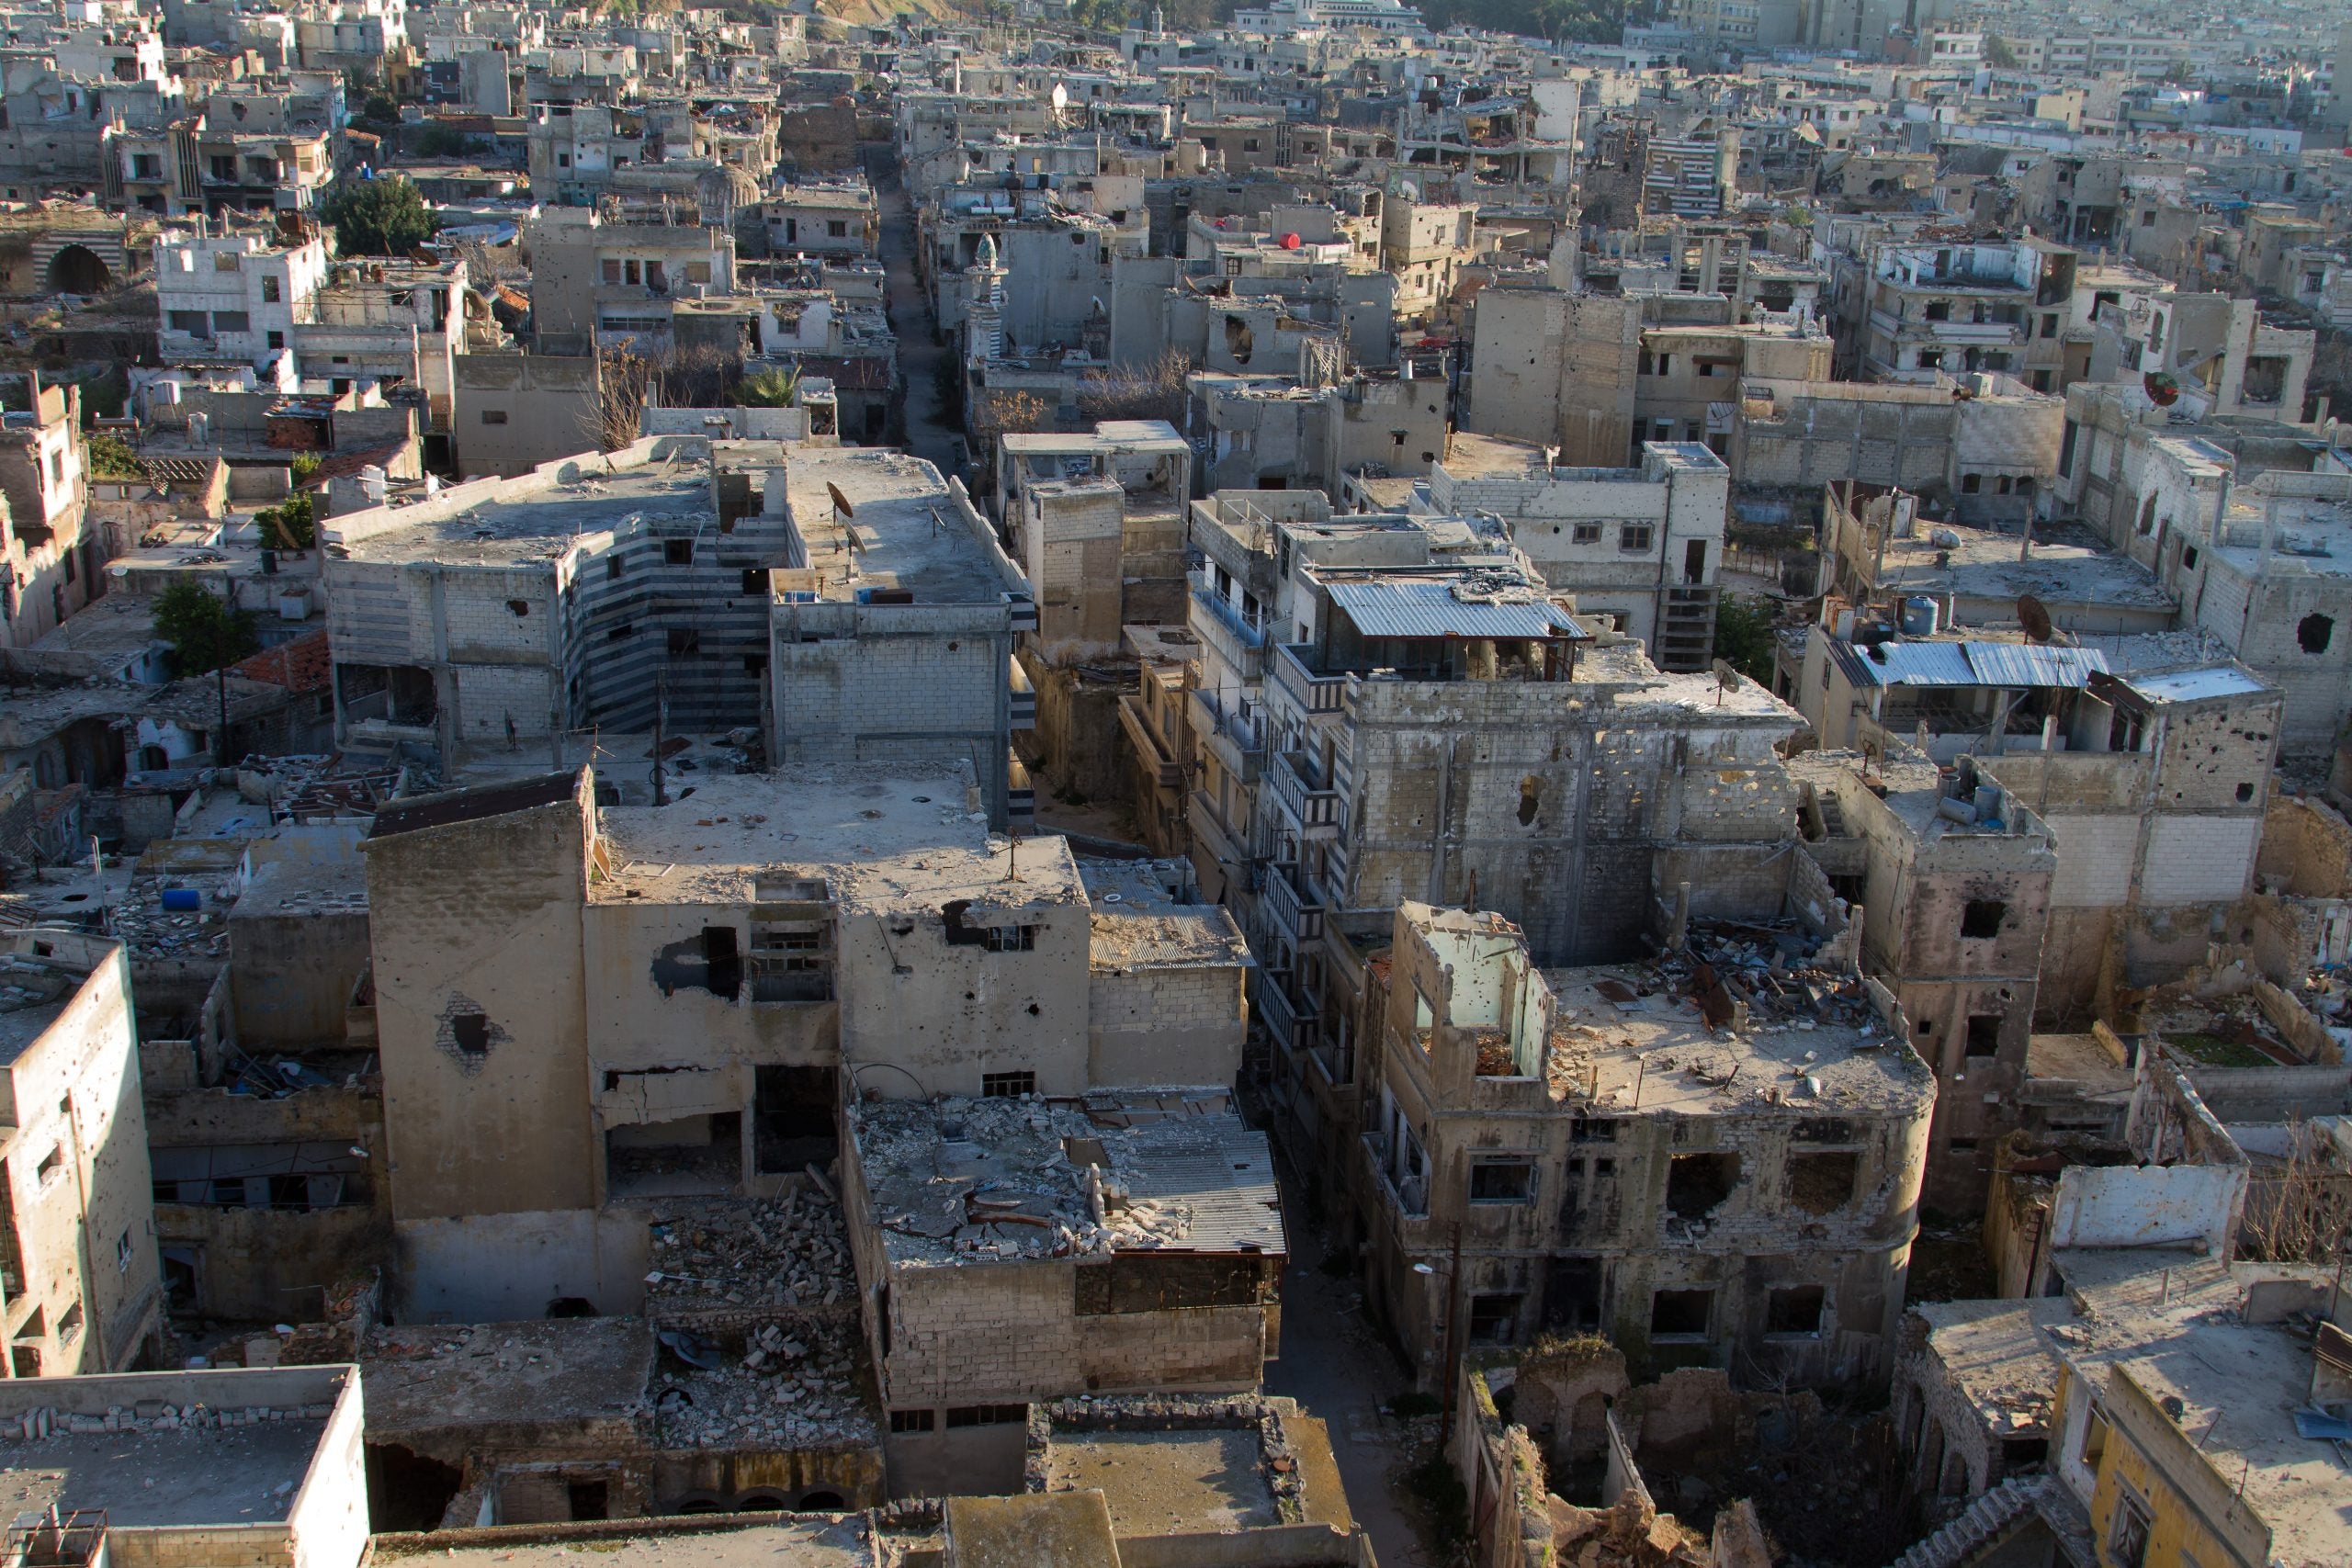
[1571,1116,1618,1142]
[942,899,1036,951]
[1544,1258,1603,1332]
[945,1404,1027,1427]
[2108,1493,2151,1568]
[1788,1152,1859,1214]
[1764,1284,1826,1336]
[750,919,831,1002]
[981,1071,1035,1098]
[1649,1288,1712,1338]
[1665,1152,1738,1220]
[1961,899,2006,940]
[1965,1015,2002,1057]
[1468,1161,1535,1205]
[1467,1292,1521,1345]
[2299,614,2334,655]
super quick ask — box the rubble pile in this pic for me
[1,1401,332,1438]
[857,1092,1247,1265]
[1549,1494,1712,1568]
[655,1317,874,1450]
[645,1186,855,1311]
[109,874,237,960]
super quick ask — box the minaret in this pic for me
[964,233,1006,365]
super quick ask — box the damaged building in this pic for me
[842,1089,1284,1496]
[1359,900,1934,1392]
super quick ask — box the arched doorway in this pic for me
[47,244,109,295]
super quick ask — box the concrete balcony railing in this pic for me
[1189,584,1267,682]
[1116,694,1184,790]
[1361,1134,1438,1252]
[1271,643,1347,716]
[1267,749,1342,841]
[1261,859,1325,942]
[1188,687,1265,784]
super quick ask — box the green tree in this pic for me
[289,451,322,486]
[153,581,259,677]
[741,365,801,407]
[1983,34,2018,69]
[321,176,441,256]
[1711,595,1779,684]
[254,489,318,549]
[85,433,141,479]
[409,123,483,159]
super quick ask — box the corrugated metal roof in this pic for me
[1832,639,2109,690]
[1122,1122,1286,1256]
[1959,643,2109,688]
[1326,577,1583,640]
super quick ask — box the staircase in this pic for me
[1815,791,1848,839]
[1886,1477,2047,1568]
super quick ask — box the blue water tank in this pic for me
[1900,595,1940,637]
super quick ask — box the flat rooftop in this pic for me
[0,934,111,1066]
[378,1517,873,1568]
[782,446,1017,604]
[1869,520,2175,612]
[851,1089,1284,1269]
[1908,1297,2074,1438]
[331,458,709,567]
[1543,953,1931,1115]
[590,764,1087,917]
[0,1407,327,1529]
[1079,859,1250,974]
[1043,1430,1279,1534]
[360,1318,655,1443]
[2209,486,2352,582]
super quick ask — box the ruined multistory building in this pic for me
[357,762,1246,1320]
[0,928,164,1375]
[842,1088,1283,1495]
[1358,902,1932,1389]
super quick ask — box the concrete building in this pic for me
[524,209,737,349]
[1359,901,1932,1388]
[1793,751,2056,1212]
[1422,437,1730,671]
[358,761,1247,1320]
[0,928,164,1374]
[0,375,96,649]
[154,227,330,372]
[842,1089,1283,1491]
[0,1364,368,1568]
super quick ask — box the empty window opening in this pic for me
[2000,1436,2048,1472]
[2299,614,2333,655]
[1788,1152,1860,1214]
[1469,1161,1534,1204]
[1961,900,2006,939]
[2236,782,2254,803]
[33,1146,61,1184]
[1765,1284,1826,1336]
[1965,1014,2002,1057]
[945,1404,1028,1427]
[650,928,742,1001]
[754,1064,838,1172]
[942,899,1036,951]
[888,1408,935,1433]
[664,538,694,566]
[1467,1292,1521,1346]
[667,627,700,656]
[1650,1288,1713,1338]
[367,1444,465,1534]
[981,1071,1036,1098]
[566,1482,609,1521]
[1666,1152,1739,1219]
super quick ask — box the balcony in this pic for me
[1116,693,1184,790]
[1189,585,1267,682]
[1008,657,1035,729]
[1361,1133,1437,1251]
[1189,687,1264,784]
[1261,859,1325,942]
[1267,750,1342,842]
[1271,643,1348,716]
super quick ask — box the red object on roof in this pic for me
[234,629,332,694]
[1281,232,1301,249]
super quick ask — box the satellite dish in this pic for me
[827,482,855,519]
[2143,370,2180,407]
[1713,658,1741,690]
[2017,594,2053,644]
